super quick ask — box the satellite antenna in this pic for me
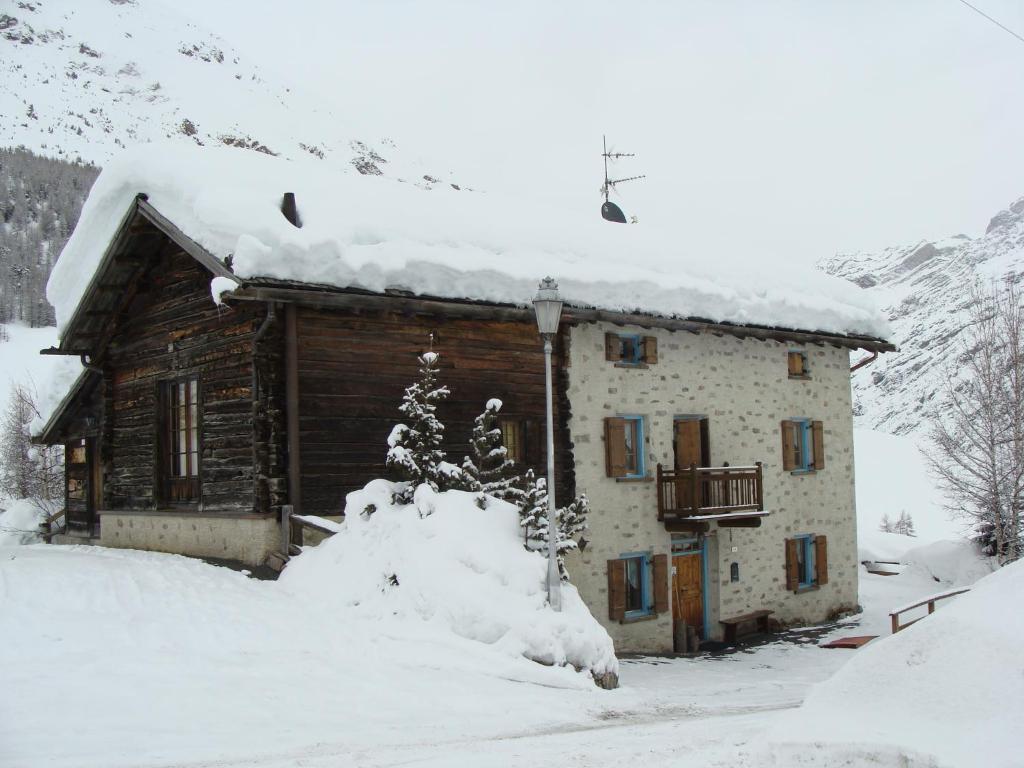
[601,135,645,223]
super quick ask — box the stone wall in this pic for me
[100,512,279,566]
[562,321,859,652]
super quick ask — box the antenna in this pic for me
[601,135,645,224]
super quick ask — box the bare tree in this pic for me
[925,280,1023,564]
[0,380,63,516]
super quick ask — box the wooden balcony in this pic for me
[656,462,765,529]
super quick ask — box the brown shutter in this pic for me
[652,554,669,614]
[607,559,626,621]
[604,332,620,361]
[785,538,799,591]
[605,418,628,478]
[812,421,825,470]
[641,335,658,364]
[780,421,796,471]
[788,351,802,376]
[815,535,829,585]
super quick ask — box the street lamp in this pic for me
[533,276,564,612]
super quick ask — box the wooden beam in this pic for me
[137,198,237,281]
[228,284,895,353]
[717,517,763,528]
[285,304,302,514]
[664,520,710,534]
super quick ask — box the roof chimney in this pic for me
[281,192,301,228]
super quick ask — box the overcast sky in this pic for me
[169,0,1024,268]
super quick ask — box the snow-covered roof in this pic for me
[49,144,890,341]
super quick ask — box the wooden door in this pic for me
[672,554,703,633]
[674,420,708,509]
[88,438,102,534]
[674,420,703,469]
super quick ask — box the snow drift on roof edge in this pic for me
[48,143,890,340]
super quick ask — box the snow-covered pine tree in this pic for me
[461,398,520,503]
[385,351,454,504]
[515,469,589,580]
[879,513,893,533]
[517,469,548,549]
[554,493,589,580]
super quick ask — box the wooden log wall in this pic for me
[294,306,574,517]
[102,241,271,514]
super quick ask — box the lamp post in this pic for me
[533,277,563,612]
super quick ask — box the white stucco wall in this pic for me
[562,322,860,653]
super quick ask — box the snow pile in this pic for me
[769,561,1024,767]
[0,499,44,545]
[50,143,889,340]
[279,480,618,682]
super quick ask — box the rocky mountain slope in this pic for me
[0,0,452,184]
[821,197,1024,435]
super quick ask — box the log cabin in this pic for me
[37,145,894,652]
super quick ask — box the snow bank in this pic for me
[49,143,889,340]
[769,561,1023,767]
[0,499,44,545]
[279,480,618,682]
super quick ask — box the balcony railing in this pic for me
[656,462,764,520]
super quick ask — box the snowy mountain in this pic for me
[821,197,1024,435]
[0,0,453,184]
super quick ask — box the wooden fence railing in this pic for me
[889,587,971,634]
[656,463,764,520]
[282,505,342,554]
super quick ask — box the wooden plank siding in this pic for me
[101,241,279,515]
[294,306,575,517]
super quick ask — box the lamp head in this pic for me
[532,277,563,335]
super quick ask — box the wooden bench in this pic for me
[720,609,773,644]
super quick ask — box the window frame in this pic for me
[621,551,653,619]
[158,376,202,505]
[605,332,657,367]
[789,418,812,473]
[788,349,810,379]
[621,415,645,479]
[618,334,643,366]
[498,417,524,464]
[794,533,816,589]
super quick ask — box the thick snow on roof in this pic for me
[49,143,890,339]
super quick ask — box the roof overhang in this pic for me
[48,198,894,360]
[33,369,100,445]
[47,196,238,358]
[225,282,896,353]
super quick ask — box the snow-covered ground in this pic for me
[0,534,992,768]
[0,425,1003,767]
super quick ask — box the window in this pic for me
[604,332,658,366]
[780,419,825,472]
[497,417,541,467]
[604,416,645,478]
[499,418,524,463]
[785,534,829,591]
[788,350,809,378]
[794,534,814,587]
[607,552,668,621]
[66,438,87,502]
[624,555,647,615]
[160,378,200,503]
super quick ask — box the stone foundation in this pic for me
[100,512,280,566]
